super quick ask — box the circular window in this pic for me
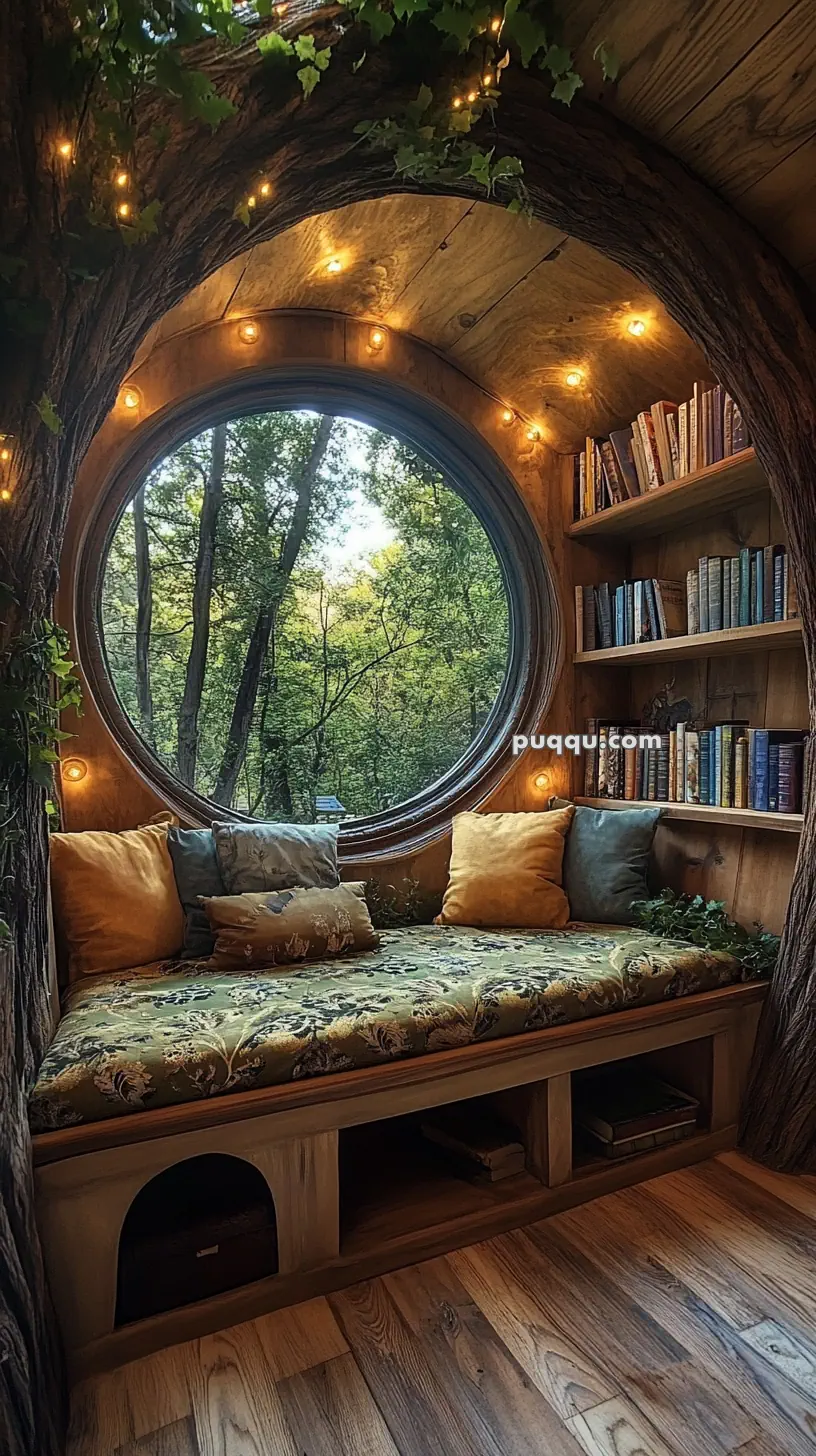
[82,368,561,854]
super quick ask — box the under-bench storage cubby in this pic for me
[115,1152,278,1325]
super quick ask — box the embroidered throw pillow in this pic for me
[551,798,662,924]
[436,807,575,929]
[213,821,340,895]
[201,882,379,970]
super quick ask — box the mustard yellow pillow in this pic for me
[437,807,575,928]
[202,882,380,970]
[50,823,184,980]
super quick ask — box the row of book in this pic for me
[583,719,807,814]
[573,382,749,519]
[575,579,685,651]
[686,547,798,634]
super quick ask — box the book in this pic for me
[637,411,663,490]
[667,411,680,477]
[657,733,670,800]
[773,547,785,622]
[597,724,609,797]
[766,732,807,812]
[685,730,700,803]
[634,580,645,644]
[574,1068,700,1143]
[724,394,734,457]
[625,580,635,646]
[753,729,770,811]
[700,730,711,806]
[419,1105,526,1181]
[644,578,660,641]
[582,585,596,651]
[614,584,625,646]
[596,582,613,649]
[609,426,641,499]
[584,718,598,796]
[686,568,700,634]
[600,441,625,505]
[651,401,678,483]
[698,556,709,634]
[676,721,686,802]
[707,557,723,633]
[630,427,651,494]
[735,736,748,809]
[739,547,751,627]
[722,558,731,630]
[722,724,734,807]
[575,585,584,651]
[763,545,774,624]
[678,402,689,476]
[712,383,724,462]
[778,741,804,813]
[732,398,748,452]
[669,731,677,802]
[653,579,686,637]
[754,547,764,624]
[730,556,740,629]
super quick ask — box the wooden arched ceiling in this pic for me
[132,0,815,454]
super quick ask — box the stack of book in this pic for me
[686,546,798,633]
[573,382,749,519]
[574,1067,700,1161]
[583,718,807,814]
[575,579,685,651]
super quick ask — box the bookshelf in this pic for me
[569,448,766,541]
[576,797,803,835]
[575,619,802,666]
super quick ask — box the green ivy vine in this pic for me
[0,585,83,942]
[631,888,780,980]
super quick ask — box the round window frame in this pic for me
[79,363,563,857]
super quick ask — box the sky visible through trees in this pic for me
[101,409,510,821]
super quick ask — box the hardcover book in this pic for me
[609,427,641,499]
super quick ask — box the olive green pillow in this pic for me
[201,882,380,970]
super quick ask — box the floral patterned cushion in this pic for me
[28,924,755,1133]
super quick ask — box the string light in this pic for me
[258,180,272,199]
[326,257,343,274]
[0,439,11,462]
[500,407,515,427]
[483,72,493,86]
[452,96,463,109]
[526,425,542,443]
[627,317,647,337]
[116,200,131,219]
[467,90,479,103]
[115,169,130,189]
[368,326,386,352]
[533,772,549,791]
[247,193,257,210]
[0,488,11,503]
[121,386,141,411]
[237,319,260,344]
[490,16,501,31]
[62,758,88,783]
[565,368,583,388]
[57,138,73,160]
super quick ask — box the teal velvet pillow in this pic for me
[167,827,226,959]
[554,801,662,925]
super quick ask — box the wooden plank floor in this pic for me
[67,1153,816,1456]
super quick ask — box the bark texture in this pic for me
[177,422,227,786]
[2,7,816,1452]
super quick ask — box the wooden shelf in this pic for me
[568,449,766,541]
[576,796,803,835]
[575,618,802,665]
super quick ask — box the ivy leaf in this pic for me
[594,40,620,80]
[551,70,584,104]
[297,64,321,96]
[257,31,294,58]
[356,2,395,42]
[256,0,273,13]
[432,3,481,48]
[405,83,434,123]
[120,199,163,247]
[541,43,572,78]
[35,394,63,436]
[315,47,332,72]
[294,34,316,61]
[466,150,493,189]
[449,107,474,134]
[504,9,549,66]
[177,70,236,129]
[352,51,367,71]
[492,154,523,182]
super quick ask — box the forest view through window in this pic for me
[101,409,511,822]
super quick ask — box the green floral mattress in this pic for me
[29,924,754,1133]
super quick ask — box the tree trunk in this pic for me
[132,482,155,744]
[176,423,227,786]
[3,18,816,1453]
[213,415,334,806]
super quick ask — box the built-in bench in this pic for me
[30,922,767,1377]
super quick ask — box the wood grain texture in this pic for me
[66,1154,816,1456]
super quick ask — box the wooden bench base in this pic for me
[32,982,765,1379]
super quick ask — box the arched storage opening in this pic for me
[115,1153,278,1326]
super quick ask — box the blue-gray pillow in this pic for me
[213,821,340,895]
[556,802,661,924]
[167,827,226,959]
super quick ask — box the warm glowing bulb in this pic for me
[62,758,88,783]
[627,317,647,337]
[57,138,73,160]
[368,327,386,352]
[526,425,541,443]
[533,772,549,791]
[274,2,288,13]
[565,369,583,388]
[326,257,343,274]
[467,90,479,103]
[258,180,272,198]
[0,447,10,462]
[0,488,11,503]
[121,386,141,411]
[452,96,463,109]
[483,72,493,86]
[238,319,259,344]
[501,407,515,426]
[115,170,130,189]
[116,201,131,219]
[247,194,257,209]
[490,15,501,31]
